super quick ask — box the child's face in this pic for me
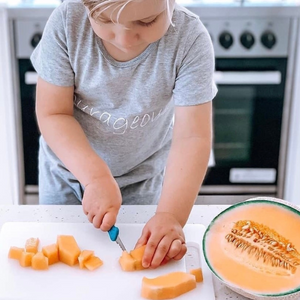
[88,0,175,60]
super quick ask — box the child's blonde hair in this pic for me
[82,0,174,26]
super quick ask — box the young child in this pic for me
[30,0,217,268]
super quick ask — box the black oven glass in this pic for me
[204,58,287,186]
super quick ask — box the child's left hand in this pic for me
[134,212,187,269]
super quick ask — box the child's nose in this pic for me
[115,28,138,48]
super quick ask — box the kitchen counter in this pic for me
[0,203,261,300]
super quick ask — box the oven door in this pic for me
[201,58,287,195]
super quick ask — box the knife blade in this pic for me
[108,225,127,252]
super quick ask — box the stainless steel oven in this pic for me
[187,13,298,203]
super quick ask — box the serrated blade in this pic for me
[116,236,127,252]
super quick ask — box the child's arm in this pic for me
[136,101,212,268]
[36,77,122,230]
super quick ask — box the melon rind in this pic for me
[202,196,300,300]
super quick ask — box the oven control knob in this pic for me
[31,33,43,48]
[261,30,277,49]
[219,31,234,49]
[240,31,255,49]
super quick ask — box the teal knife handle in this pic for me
[108,225,119,242]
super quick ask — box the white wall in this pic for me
[284,20,300,204]
[0,8,20,204]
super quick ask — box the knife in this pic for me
[108,225,127,252]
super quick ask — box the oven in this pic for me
[190,15,297,203]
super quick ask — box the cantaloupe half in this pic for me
[119,245,146,271]
[141,271,196,300]
[203,197,300,298]
[57,235,81,266]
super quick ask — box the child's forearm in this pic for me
[156,136,211,227]
[38,114,113,187]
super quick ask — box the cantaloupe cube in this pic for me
[189,268,203,282]
[141,272,197,300]
[19,251,34,267]
[119,245,146,271]
[8,246,24,260]
[25,238,39,254]
[31,252,48,270]
[42,244,59,265]
[57,235,81,266]
[78,250,94,269]
[84,255,103,271]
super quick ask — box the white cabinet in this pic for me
[0,7,21,204]
[284,20,300,204]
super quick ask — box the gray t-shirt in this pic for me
[30,0,217,205]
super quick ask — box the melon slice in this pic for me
[84,255,103,271]
[141,271,197,300]
[8,246,24,260]
[42,244,59,265]
[189,268,203,283]
[19,251,34,267]
[31,252,48,270]
[25,238,39,254]
[57,235,81,266]
[119,245,146,271]
[78,250,94,269]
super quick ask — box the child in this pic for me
[30,0,217,268]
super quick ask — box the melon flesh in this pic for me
[205,201,300,294]
[189,268,203,283]
[19,251,34,267]
[78,250,94,269]
[25,238,39,254]
[31,252,48,270]
[8,247,24,260]
[84,256,103,271]
[141,271,196,300]
[57,235,81,266]
[42,244,59,265]
[119,245,146,271]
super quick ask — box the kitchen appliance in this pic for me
[190,13,298,204]
[8,4,299,204]
[0,222,215,300]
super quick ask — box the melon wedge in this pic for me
[84,255,103,271]
[119,245,146,271]
[78,250,94,269]
[57,235,81,266]
[42,244,59,265]
[31,252,48,270]
[8,246,24,260]
[141,271,196,299]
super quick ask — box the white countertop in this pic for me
[0,203,256,300]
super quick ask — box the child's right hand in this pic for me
[82,176,122,231]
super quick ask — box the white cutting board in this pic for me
[0,222,215,300]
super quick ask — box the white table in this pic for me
[0,204,262,299]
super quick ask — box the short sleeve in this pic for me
[173,26,218,106]
[30,5,74,87]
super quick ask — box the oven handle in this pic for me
[25,71,38,85]
[214,71,281,85]
[26,70,282,86]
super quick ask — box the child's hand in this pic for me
[82,176,122,231]
[135,212,187,269]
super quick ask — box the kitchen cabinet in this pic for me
[0,6,20,204]
[284,21,300,204]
